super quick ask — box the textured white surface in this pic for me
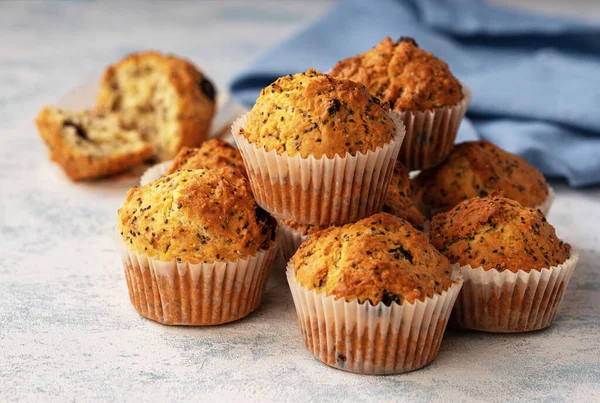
[1,1,600,402]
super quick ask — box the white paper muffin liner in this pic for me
[286,263,463,374]
[232,112,405,226]
[451,251,578,333]
[536,185,555,216]
[276,219,311,263]
[139,161,173,186]
[116,230,277,325]
[397,81,472,171]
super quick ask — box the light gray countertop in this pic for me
[1,1,599,402]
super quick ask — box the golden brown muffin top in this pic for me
[240,69,396,158]
[291,213,453,305]
[330,37,462,112]
[383,162,426,229]
[166,139,247,178]
[118,168,275,263]
[413,140,549,214]
[429,195,570,273]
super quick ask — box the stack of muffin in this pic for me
[293,37,574,372]
[229,66,470,375]
[39,40,578,376]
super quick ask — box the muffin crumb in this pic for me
[97,51,217,160]
[35,106,152,181]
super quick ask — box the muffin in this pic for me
[36,106,152,181]
[429,195,577,332]
[413,140,553,215]
[140,139,247,186]
[383,162,426,230]
[330,37,471,170]
[97,51,217,161]
[117,167,277,325]
[232,69,404,226]
[287,212,462,374]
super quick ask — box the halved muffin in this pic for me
[36,106,152,181]
[97,51,217,161]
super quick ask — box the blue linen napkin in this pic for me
[229,0,600,187]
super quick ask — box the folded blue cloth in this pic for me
[230,0,600,187]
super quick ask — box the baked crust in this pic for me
[97,51,217,160]
[241,69,396,158]
[413,140,549,213]
[331,37,462,112]
[429,195,571,272]
[383,162,426,229]
[35,106,152,181]
[166,139,247,178]
[118,168,275,263]
[291,212,452,305]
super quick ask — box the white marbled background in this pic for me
[1,1,599,402]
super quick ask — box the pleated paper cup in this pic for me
[140,161,172,186]
[232,112,405,226]
[277,219,311,263]
[286,263,463,375]
[116,231,277,326]
[451,251,578,333]
[397,81,472,171]
[536,186,555,216]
